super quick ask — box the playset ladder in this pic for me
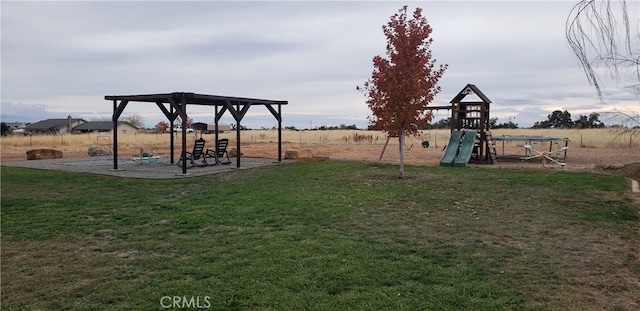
[485,131,498,164]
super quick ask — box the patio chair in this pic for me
[177,138,208,167]
[205,138,231,165]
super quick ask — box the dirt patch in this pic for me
[598,163,640,179]
[240,142,640,177]
[2,141,639,179]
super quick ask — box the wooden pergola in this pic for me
[104,92,288,174]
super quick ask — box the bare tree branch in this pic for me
[602,108,640,148]
[566,0,639,97]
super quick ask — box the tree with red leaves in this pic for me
[358,5,447,178]
[155,121,169,133]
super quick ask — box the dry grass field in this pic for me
[1,128,639,177]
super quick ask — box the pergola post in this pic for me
[278,104,282,161]
[235,102,241,168]
[180,96,188,174]
[265,103,283,162]
[111,99,128,170]
[214,105,220,151]
[112,99,118,170]
[169,104,175,164]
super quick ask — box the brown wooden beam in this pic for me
[457,101,487,105]
[235,115,241,168]
[180,96,187,174]
[278,104,282,161]
[167,97,185,119]
[223,100,242,122]
[214,106,220,152]
[112,99,119,170]
[215,105,228,122]
[265,104,282,122]
[236,103,251,120]
[428,105,453,110]
[155,101,179,122]
[113,100,129,120]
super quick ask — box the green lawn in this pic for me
[1,162,639,310]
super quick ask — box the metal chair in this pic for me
[205,138,231,165]
[177,138,208,167]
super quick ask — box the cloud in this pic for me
[1,1,637,129]
[1,102,57,123]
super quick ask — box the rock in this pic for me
[26,149,63,160]
[229,148,243,157]
[285,149,299,159]
[87,146,112,157]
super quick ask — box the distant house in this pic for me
[4,122,30,135]
[72,121,138,134]
[25,116,86,134]
[5,122,29,130]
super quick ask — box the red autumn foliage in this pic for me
[155,121,169,133]
[358,5,447,138]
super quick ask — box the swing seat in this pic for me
[422,141,430,148]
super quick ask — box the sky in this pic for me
[1,0,638,129]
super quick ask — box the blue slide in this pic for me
[454,130,478,167]
[439,131,463,166]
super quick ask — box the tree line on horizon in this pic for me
[0,109,632,136]
[426,110,638,130]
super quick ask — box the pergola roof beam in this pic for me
[107,93,287,106]
[113,100,129,121]
[155,101,179,122]
[265,104,282,122]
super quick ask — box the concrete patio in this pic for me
[1,156,292,179]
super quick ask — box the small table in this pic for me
[131,150,165,165]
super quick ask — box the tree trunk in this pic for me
[398,132,405,178]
